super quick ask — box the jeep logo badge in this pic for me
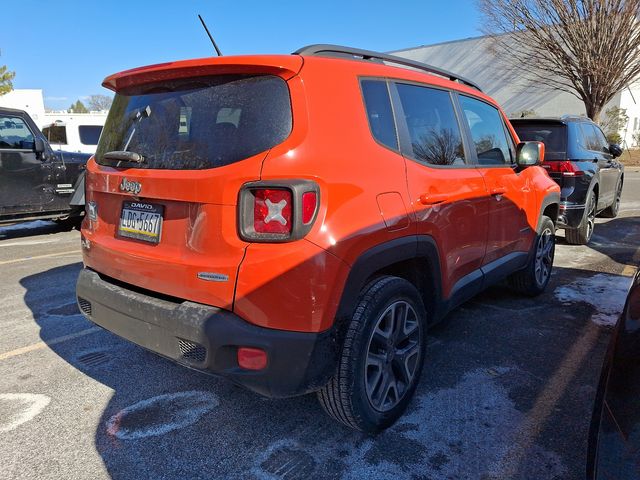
[119,178,142,195]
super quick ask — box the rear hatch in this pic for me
[511,120,568,185]
[82,57,301,309]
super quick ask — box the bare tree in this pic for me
[87,94,113,111]
[479,0,640,122]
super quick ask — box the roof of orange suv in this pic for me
[103,44,491,103]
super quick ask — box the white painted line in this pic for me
[0,393,51,433]
[0,250,80,266]
[493,324,599,476]
[621,247,640,277]
[106,391,219,440]
[0,327,101,361]
[0,239,59,247]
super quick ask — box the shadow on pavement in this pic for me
[0,220,76,241]
[16,199,640,479]
[19,257,622,479]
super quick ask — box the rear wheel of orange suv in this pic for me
[318,276,427,433]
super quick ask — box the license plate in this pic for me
[118,201,164,244]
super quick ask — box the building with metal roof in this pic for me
[392,35,640,147]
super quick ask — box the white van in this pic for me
[41,113,107,154]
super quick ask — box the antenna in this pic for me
[198,14,223,57]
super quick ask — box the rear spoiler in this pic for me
[103,55,303,92]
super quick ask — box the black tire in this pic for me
[54,215,83,231]
[317,276,427,433]
[599,178,622,218]
[508,215,555,296]
[565,190,596,245]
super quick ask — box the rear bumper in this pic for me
[557,202,585,229]
[76,268,338,398]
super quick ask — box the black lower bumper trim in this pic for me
[557,203,585,229]
[76,268,338,398]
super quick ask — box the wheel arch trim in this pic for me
[334,235,443,323]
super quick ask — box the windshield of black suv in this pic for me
[511,123,567,160]
[95,74,292,170]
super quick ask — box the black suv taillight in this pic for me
[238,180,320,242]
[543,160,585,176]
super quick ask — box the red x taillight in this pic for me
[253,189,292,234]
[239,181,319,242]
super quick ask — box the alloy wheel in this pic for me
[613,182,622,214]
[364,300,422,412]
[534,227,554,287]
[586,195,596,240]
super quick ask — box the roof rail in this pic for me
[293,44,482,92]
[560,114,588,122]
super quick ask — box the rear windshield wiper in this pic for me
[102,150,145,164]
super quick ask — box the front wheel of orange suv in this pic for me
[317,276,428,433]
[508,215,556,296]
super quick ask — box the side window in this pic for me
[42,125,68,145]
[577,123,589,149]
[395,83,466,166]
[459,95,512,166]
[0,116,35,149]
[361,80,398,151]
[78,125,103,146]
[579,123,600,151]
[592,125,610,152]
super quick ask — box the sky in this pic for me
[1,0,481,110]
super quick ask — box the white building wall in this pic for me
[619,85,640,147]
[0,89,46,124]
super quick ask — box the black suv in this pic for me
[0,107,89,225]
[511,116,624,245]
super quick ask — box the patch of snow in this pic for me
[0,220,55,234]
[0,393,51,432]
[253,368,566,479]
[554,273,631,326]
[105,390,219,440]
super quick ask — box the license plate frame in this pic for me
[117,201,164,244]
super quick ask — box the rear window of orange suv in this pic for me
[96,74,292,170]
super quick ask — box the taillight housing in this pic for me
[544,160,584,176]
[238,180,320,242]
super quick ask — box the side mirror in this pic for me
[34,138,46,154]
[516,141,545,168]
[608,143,622,158]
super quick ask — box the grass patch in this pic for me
[620,149,640,167]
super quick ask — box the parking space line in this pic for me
[621,247,640,277]
[0,327,101,361]
[0,250,80,265]
[494,323,600,476]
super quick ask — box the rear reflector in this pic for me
[253,189,292,234]
[237,347,268,370]
[302,191,317,224]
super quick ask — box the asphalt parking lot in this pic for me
[1,172,639,480]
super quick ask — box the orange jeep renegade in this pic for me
[76,45,560,432]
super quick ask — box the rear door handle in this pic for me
[419,193,448,205]
[490,187,507,196]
